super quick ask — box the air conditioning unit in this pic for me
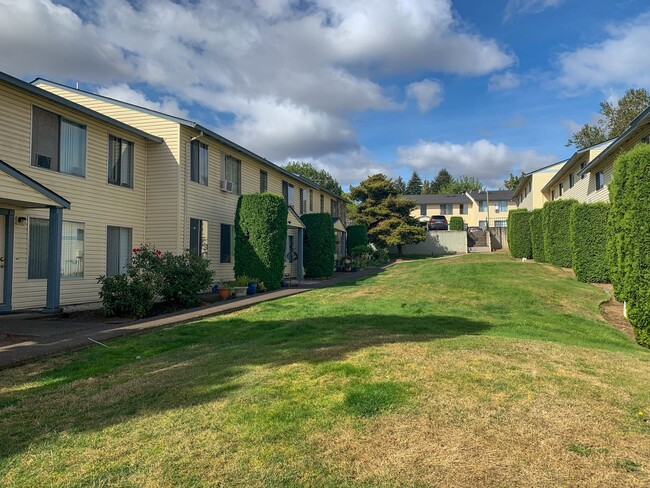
[494,204,500,213]
[220,180,233,192]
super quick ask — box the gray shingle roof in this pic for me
[404,193,471,204]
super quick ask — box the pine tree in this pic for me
[405,171,423,194]
[394,176,406,194]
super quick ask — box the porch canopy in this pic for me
[0,160,70,313]
[286,206,305,279]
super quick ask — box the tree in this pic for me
[421,179,434,194]
[567,88,650,149]
[440,175,484,194]
[394,176,406,194]
[348,174,425,255]
[405,171,423,194]
[283,161,343,196]
[432,168,453,193]
[504,172,524,190]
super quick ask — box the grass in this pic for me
[1,253,649,487]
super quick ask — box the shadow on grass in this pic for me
[0,313,489,460]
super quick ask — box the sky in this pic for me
[1,0,649,189]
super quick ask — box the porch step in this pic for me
[469,246,491,253]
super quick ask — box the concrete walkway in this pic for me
[0,265,389,369]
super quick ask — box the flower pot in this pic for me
[247,283,258,295]
[233,286,248,298]
[218,287,232,300]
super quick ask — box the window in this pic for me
[309,189,313,212]
[31,106,86,177]
[569,173,574,189]
[260,170,268,193]
[190,140,208,185]
[189,218,209,258]
[524,186,528,197]
[494,220,507,228]
[320,194,324,212]
[300,189,306,214]
[479,201,488,212]
[595,171,605,191]
[558,183,563,197]
[106,226,132,276]
[440,204,452,215]
[479,220,488,229]
[460,204,468,215]
[497,201,508,212]
[282,181,294,207]
[224,155,241,194]
[29,218,84,279]
[420,204,427,216]
[220,223,233,263]
[331,199,339,217]
[108,135,134,188]
[551,190,556,200]
[580,162,586,180]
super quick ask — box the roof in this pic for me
[32,78,345,202]
[0,71,161,143]
[468,190,515,202]
[404,193,471,205]
[541,138,615,192]
[579,105,650,176]
[512,159,567,197]
[0,159,71,209]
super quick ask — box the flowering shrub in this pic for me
[98,245,214,318]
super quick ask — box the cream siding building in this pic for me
[512,161,565,210]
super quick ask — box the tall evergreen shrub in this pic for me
[507,209,532,258]
[234,194,288,290]
[543,199,578,268]
[570,202,610,283]
[346,224,368,253]
[530,209,546,262]
[302,213,336,278]
[607,144,650,347]
[449,216,465,231]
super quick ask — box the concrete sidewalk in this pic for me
[0,265,389,369]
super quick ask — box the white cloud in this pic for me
[406,79,444,112]
[298,150,395,189]
[397,139,555,187]
[504,0,565,21]
[488,71,521,92]
[97,84,190,119]
[0,0,515,161]
[558,13,650,90]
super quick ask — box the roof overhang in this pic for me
[0,160,71,209]
[512,173,532,198]
[287,206,306,229]
[333,217,347,233]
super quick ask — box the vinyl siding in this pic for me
[0,80,149,310]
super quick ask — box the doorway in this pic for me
[0,209,14,312]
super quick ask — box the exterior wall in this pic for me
[410,200,516,227]
[0,80,149,310]
[545,149,605,204]
[390,230,467,256]
[514,162,564,210]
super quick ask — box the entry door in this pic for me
[0,209,14,312]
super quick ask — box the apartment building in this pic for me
[512,161,566,210]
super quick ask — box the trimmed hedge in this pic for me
[543,199,578,268]
[234,193,288,290]
[607,144,650,347]
[570,202,610,283]
[530,209,546,262]
[449,216,464,231]
[346,224,368,253]
[507,209,532,259]
[302,213,336,278]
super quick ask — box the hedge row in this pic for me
[234,193,288,290]
[302,213,336,278]
[543,199,578,268]
[449,216,465,231]
[507,209,532,258]
[607,144,650,347]
[346,224,368,253]
[571,202,609,283]
[530,209,546,262]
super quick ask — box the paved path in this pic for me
[0,265,390,369]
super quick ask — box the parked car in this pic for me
[467,226,483,233]
[428,215,448,230]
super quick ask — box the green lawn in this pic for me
[1,254,649,487]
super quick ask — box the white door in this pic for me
[0,214,5,305]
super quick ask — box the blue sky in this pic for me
[1,0,649,188]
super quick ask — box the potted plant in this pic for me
[233,276,249,297]
[342,256,352,272]
[217,280,232,300]
[247,277,259,295]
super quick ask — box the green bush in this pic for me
[234,193,288,291]
[530,209,546,262]
[159,250,214,307]
[346,224,368,253]
[543,199,578,268]
[570,203,610,283]
[302,213,336,278]
[607,144,650,347]
[449,216,464,231]
[507,209,532,259]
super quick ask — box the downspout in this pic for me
[184,131,205,250]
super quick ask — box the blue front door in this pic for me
[0,208,14,312]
